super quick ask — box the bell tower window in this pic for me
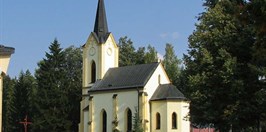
[91,60,96,83]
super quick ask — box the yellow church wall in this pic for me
[101,35,119,78]
[143,63,171,132]
[90,90,138,132]
[144,63,171,100]
[0,54,13,131]
[151,100,190,132]
[82,34,118,89]
[150,101,168,132]
[80,32,119,132]
[0,55,11,74]
[167,101,190,132]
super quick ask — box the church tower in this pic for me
[80,0,118,131]
[82,0,119,90]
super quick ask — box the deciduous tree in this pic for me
[184,1,262,131]
[163,43,181,87]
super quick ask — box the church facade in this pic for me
[79,0,190,132]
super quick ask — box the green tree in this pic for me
[163,43,181,87]
[184,1,260,131]
[246,0,266,130]
[118,36,159,66]
[33,39,71,131]
[144,45,158,63]
[135,47,146,65]
[118,36,136,67]
[204,0,245,8]
[2,75,16,132]
[133,108,144,132]
[13,70,36,132]
[62,45,82,131]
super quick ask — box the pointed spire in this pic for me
[94,0,109,43]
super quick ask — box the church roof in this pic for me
[89,62,160,92]
[150,84,187,101]
[93,0,109,44]
[0,45,15,55]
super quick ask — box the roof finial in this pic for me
[93,0,109,43]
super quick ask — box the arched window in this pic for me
[102,110,107,132]
[172,112,177,129]
[126,108,132,132]
[156,112,160,129]
[91,61,96,83]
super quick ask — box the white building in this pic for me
[79,0,190,132]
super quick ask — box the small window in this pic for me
[172,112,177,129]
[156,113,161,129]
[91,60,96,83]
[126,108,132,132]
[102,110,107,132]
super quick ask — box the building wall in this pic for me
[151,100,190,132]
[143,63,171,132]
[82,34,118,90]
[0,55,11,74]
[89,90,138,132]
[0,54,12,131]
[150,101,168,132]
[0,74,3,132]
[79,33,119,132]
[167,101,190,132]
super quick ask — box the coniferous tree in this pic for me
[13,70,36,132]
[33,39,71,131]
[2,75,16,132]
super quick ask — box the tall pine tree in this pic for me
[2,75,16,132]
[13,70,36,131]
[33,39,71,131]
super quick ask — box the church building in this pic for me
[79,0,190,132]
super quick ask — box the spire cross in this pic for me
[19,115,32,132]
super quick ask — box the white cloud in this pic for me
[159,33,168,39]
[157,53,164,61]
[172,32,180,40]
[159,31,180,40]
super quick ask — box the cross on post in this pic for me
[19,115,32,132]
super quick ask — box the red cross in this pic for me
[19,115,32,132]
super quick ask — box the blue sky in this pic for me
[1,0,205,77]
